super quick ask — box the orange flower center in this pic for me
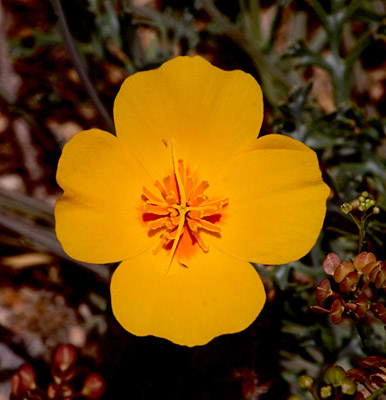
[142,156,228,267]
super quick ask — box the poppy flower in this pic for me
[55,56,329,346]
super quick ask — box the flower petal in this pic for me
[111,247,265,347]
[55,129,155,263]
[114,56,263,181]
[207,135,330,264]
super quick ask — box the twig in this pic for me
[49,0,115,133]
[0,210,111,283]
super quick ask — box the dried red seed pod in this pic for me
[339,271,360,292]
[10,373,21,396]
[47,383,58,399]
[370,373,386,386]
[323,253,341,275]
[346,368,367,383]
[363,261,383,279]
[354,293,369,319]
[358,356,386,369]
[354,388,371,400]
[310,305,331,314]
[372,302,386,324]
[344,303,357,312]
[316,279,333,302]
[52,345,77,373]
[334,262,354,283]
[375,266,386,289]
[17,364,37,392]
[331,299,345,324]
[81,373,105,400]
[354,252,376,272]
[52,345,77,383]
[60,384,74,399]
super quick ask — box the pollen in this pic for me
[142,159,228,265]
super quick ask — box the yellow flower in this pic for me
[55,56,329,347]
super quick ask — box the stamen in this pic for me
[190,230,209,252]
[184,176,194,200]
[141,146,228,270]
[154,180,167,199]
[148,217,170,230]
[195,219,222,233]
[178,159,185,186]
[190,181,209,202]
[143,204,170,215]
[143,187,163,203]
[153,235,168,255]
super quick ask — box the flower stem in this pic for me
[366,383,386,400]
[348,213,365,252]
[49,0,115,133]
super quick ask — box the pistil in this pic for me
[141,152,228,269]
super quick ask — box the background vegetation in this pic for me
[0,0,385,399]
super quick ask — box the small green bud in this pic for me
[324,365,346,387]
[341,377,356,395]
[358,196,365,202]
[340,202,353,214]
[373,206,380,214]
[361,191,369,198]
[358,205,365,212]
[299,375,314,389]
[320,385,332,398]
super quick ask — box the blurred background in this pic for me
[0,0,385,399]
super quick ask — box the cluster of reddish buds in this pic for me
[347,356,386,399]
[10,344,105,400]
[311,252,386,325]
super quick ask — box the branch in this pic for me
[50,0,115,133]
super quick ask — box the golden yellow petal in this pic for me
[111,247,265,347]
[207,136,330,264]
[55,129,155,263]
[114,56,263,182]
[240,133,315,153]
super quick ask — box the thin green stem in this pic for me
[305,0,332,37]
[366,383,386,400]
[348,213,361,231]
[50,0,115,133]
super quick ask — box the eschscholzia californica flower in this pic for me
[55,56,329,347]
